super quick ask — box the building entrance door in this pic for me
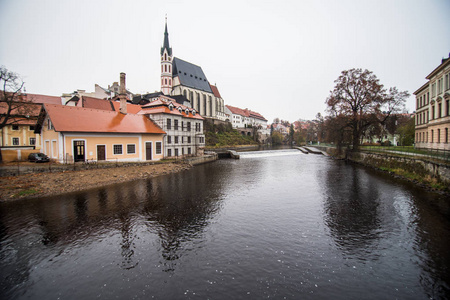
[73,140,85,162]
[97,145,106,161]
[145,142,152,160]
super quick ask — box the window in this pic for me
[438,129,441,143]
[175,148,179,156]
[168,149,172,157]
[11,125,19,131]
[113,144,123,155]
[167,136,172,144]
[438,103,442,118]
[432,83,436,97]
[438,78,443,94]
[47,119,53,130]
[29,125,35,131]
[188,136,191,143]
[127,144,136,154]
[431,130,434,143]
[432,106,435,119]
[174,119,179,130]
[30,137,36,145]
[447,100,450,116]
[156,142,162,154]
[188,147,191,155]
[181,121,184,131]
[446,128,449,143]
[446,74,450,90]
[175,136,179,144]
[12,137,19,145]
[187,122,191,132]
[167,118,172,129]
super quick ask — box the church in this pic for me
[160,20,227,121]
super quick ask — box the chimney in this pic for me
[119,72,127,114]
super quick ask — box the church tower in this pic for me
[161,17,173,95]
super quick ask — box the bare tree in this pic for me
[326,68,408,151]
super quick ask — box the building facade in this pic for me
[35,104,165,163]
[414,53,450,150]
[139,96,205,158]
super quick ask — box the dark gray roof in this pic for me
[132,92,164,105]
[160,22,172,56]
[169,95,191,106]
[172,57,212,93]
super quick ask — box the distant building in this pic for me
[414,53,450,150]
[159,19,225,120]
[225,105,268,129]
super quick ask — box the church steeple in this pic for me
[160,16,172,56]
[161,16,173,95]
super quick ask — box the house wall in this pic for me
[148,113,205,158]
[1,124,41,149]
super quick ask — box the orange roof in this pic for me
[226,105,267,121]
[78,96,114,111]
[44,104,165,134]
[111,101,142,114]
[210,84,222,98]
[0,102,42,117]
[140,98,204,120]
[26,93,62,105]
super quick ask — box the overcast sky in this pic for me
[1,0,449,122]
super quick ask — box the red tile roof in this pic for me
[210,84,222,98]
[111,101,142,114]
[78,96,114,111]
[25,93,62,105]
[140,98,204,120]
[43,104,165,134]
[225,105,267,121]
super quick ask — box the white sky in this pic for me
[1,0,449,122]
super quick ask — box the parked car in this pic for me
[28,153,50,163]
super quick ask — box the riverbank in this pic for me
[0,162,191,202]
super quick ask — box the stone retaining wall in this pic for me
[347,151,450,185]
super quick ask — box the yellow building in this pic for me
[35,104,166,163]
[414,53,450,150]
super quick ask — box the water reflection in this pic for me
[322,163,383,259]
[0,163,226,298]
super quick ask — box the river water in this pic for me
[1,150,449,299]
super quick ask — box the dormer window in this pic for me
[185,109,189,115]
[192,110,196,116]
[178,107,182,113]
[168,103,174,111]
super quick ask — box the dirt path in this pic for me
[0,162,191,202]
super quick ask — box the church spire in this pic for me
[161,16,172,56]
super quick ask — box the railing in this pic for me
[359,145,450,162]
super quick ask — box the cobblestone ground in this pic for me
[0,162,191,202]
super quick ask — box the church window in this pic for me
[165,65,167,72]
[165,78,167,85]
[164,53,167,60]
[169,65,171,72]
[161,65,163,72]
[169,79,171,85]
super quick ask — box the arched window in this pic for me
[161,65,163,72]
[164,53,167,60]
[165,65,167,72]
[169,65,171,73]
[165,78,167,85]
[169,79,171,86]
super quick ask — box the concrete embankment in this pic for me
[185,153,218,165]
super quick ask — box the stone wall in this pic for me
[346,151,450,185]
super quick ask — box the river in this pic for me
[1,150,449,299]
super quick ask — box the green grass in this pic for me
[15,188,39,197]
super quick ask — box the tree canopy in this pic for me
[326,68,408,150]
